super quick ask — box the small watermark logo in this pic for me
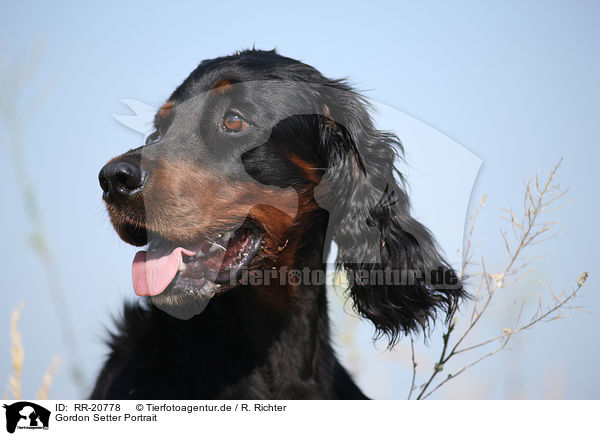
[3,402,50,434]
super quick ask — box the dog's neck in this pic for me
[194,211,336,395]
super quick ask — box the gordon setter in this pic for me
[92,49,464,399]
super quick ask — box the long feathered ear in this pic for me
[316,81,465,347]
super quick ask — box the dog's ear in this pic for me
[317,82,465,347]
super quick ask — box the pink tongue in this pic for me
[132,246,196,296]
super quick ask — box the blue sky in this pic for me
[0,1,598,399]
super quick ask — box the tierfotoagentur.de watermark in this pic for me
[231,265,460,289]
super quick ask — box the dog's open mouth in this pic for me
[130,224,262,318]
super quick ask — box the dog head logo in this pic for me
[3,402,50,434]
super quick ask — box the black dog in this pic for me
[92,49,464,399]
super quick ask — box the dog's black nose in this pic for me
[99,160,147,204]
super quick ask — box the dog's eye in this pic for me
[222,113,249,132]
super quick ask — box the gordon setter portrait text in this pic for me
[92,49,464,399]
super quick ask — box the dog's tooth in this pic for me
[211,240,227,252]
[208,244,222,255]
[178,257,186,272]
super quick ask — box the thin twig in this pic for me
[407,336,417,400]
[411,159,586,400]
[423,277,585,398]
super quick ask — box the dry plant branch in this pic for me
[407,336,417,400]
[36,357,61,400]
[9,303,25,400]
[409,159,588,400]
[0,48,84,391]
[6,304,60,400]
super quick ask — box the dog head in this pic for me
[99,49,464,339]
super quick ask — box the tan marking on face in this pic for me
[103,155,325,309]
[211,79,233,95]
[288,154,324,185]
[159,101,175,118]
[138,159,299,243]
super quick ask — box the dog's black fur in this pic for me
[92,50,464,399]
